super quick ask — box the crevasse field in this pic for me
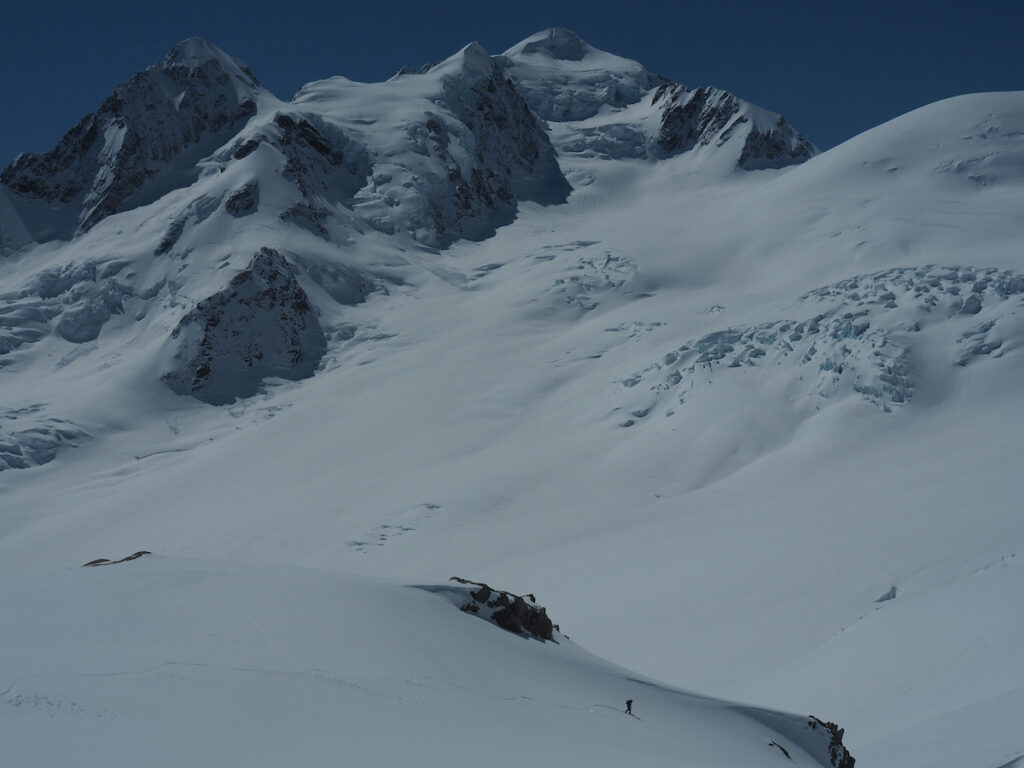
[1,28,1022,767]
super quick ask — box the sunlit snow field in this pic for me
[1,31,1022,767]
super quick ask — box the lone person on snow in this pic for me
[625,699,633,715]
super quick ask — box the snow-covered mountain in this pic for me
[0,39,266,244]
[2,29,1022,768]
[500,28,815,168]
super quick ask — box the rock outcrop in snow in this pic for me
[1,38,264,237]
[450,577,556,640]
[653,83,816,169]
[162,247,325,405]
[806,717,855,768]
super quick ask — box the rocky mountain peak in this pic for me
[1,38,265,240]
[500,29,662,122]
[161,37,262,99]
[165,37,247,71]
[498,29,815,170]
[430,41,496,81]
[517,27,591,61]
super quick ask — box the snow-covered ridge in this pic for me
[0,38,266,239]
[0,28,818,254]
[500,28,816,168]
[0,556,853,767]
[0,31,1022,768]
[499,28,665,122]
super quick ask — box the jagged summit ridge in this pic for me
[653,83,816,169]
[516,27,592,61]
[0,37,266,239]
[433,41,495,78]
[163,36,259,85]
[1,30,820,254]
[501,28,816,169]
[263,39,569,248]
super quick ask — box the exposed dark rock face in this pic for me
[82,551,151,567]
[807,717,855,768]
[450,577,555,640]
[279,202,330,238]
[162,247,325,405]
[655,83,815,169]
[1,38,263,234]
[225,183,258,216]
[268,112,370,203]
[656,84,740,155]
[155,192,223,256]
[418,43,570,246]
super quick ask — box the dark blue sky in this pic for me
[2,0,1021,167]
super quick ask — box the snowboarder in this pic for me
[625,699,633,715]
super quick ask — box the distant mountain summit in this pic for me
[0,30,825,408]
[0,29,816,252]
[499,28,816,168]
[499,28,664,121]
[1,38,266,242]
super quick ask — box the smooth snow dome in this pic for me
[1,28,1023,768]
[501,27,660,121]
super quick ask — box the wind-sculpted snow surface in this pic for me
[619,265,1024,423]
[162,248,325,404]
[0,39,264,238]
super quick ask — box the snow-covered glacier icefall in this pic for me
[619,265,1024,424]
[0,407,88,471]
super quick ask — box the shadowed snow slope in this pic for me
[0,30,1022,768]
[1,557,842,768]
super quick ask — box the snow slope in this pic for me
[1,556,846,768]
[1,30,1023,768]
